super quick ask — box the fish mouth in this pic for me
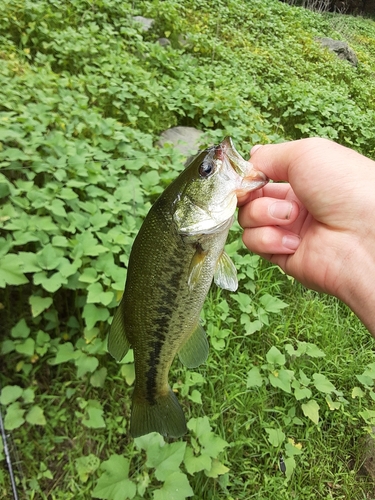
[218,136,268,191]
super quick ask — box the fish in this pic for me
[107,137,268,438]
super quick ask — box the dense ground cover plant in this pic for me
[1,0,375,498]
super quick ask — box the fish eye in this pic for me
[199,160,215,178]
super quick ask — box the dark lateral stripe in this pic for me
[144,268,183,405]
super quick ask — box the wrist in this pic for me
[337,240,375,336]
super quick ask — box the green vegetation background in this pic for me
[1,0,375,498]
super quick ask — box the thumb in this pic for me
[249,139,320,183]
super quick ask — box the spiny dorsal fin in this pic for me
[214,250,238,291]
[178,323,209,368]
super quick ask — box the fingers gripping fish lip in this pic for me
[220,136,269,188]
[173,137,268,235]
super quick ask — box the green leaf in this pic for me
[75,454,100,483]
[52,235,69,247]
[29,295,53,317]
[241,315,262,335]
[76,353,99,378]
[26,405,46,426]
[1,340,15,354]
[199,432,228,458]
[146,440,186,481]
[266,346,285,365]
[305,343,326,358]
[121,364,135,386]
[204,458,229,478]
[312,373,336,394]
[49,199,67,217]
[33,271,67,293]
[0,385,23,405]
[92,454,137,500]
[18,252,41,272]
[82,303,110,330]
[76,232,108,257]
[79,268,98,283]
[134,432,164,452]
[0,254,28,287]
[325,394,341,410]
[265,427,285,447]
[284,456,296,480]
[259,293,288,313]
[37,244,63,270]
[90,367,108,388]
[59,258,81,278]
[298,369,311,386]
[87,282,114,306]
[187,416,212,439]
[285,441,303,457]
[15,338,35,357]
[269,368,293,393]
[11,319,30,339]
[293,384,312,401]
[22,388,35,404]
[183,447,211,474]
[188,389,202,404]
[356,374,374,387]
[246,366,263,388]
[301,399,320,425]
[82,400,106,429]
[51,342,78,364]
[232,292,251,313]
[4,402,25,430]
[352,386,365,398]
[153,471,193,500]
[364,363,375,379]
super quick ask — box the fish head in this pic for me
[173,136,268,235]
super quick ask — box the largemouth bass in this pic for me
[108,137,268,438]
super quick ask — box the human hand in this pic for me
[238,138,375,335]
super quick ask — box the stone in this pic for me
[157,38,171,47]
[315,37,358,66]
[132,16,154,32]
[157,127,205,157]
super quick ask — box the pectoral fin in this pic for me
[107,300,131,362]
[178,323,209,368]
[214,251,238,291]
[187,245,208,291]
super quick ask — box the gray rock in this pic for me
[158,38,171,47]
[158,127,205,157]
[132,16,154,32]
[315,37,358,67]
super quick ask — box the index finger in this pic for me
[237,182,292,206]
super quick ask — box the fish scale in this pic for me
[108,137,268,438]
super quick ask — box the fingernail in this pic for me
[250,144,263,156]
[282,235,300,251]
[269,201,293,220]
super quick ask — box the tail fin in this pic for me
[130,388,187,438]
